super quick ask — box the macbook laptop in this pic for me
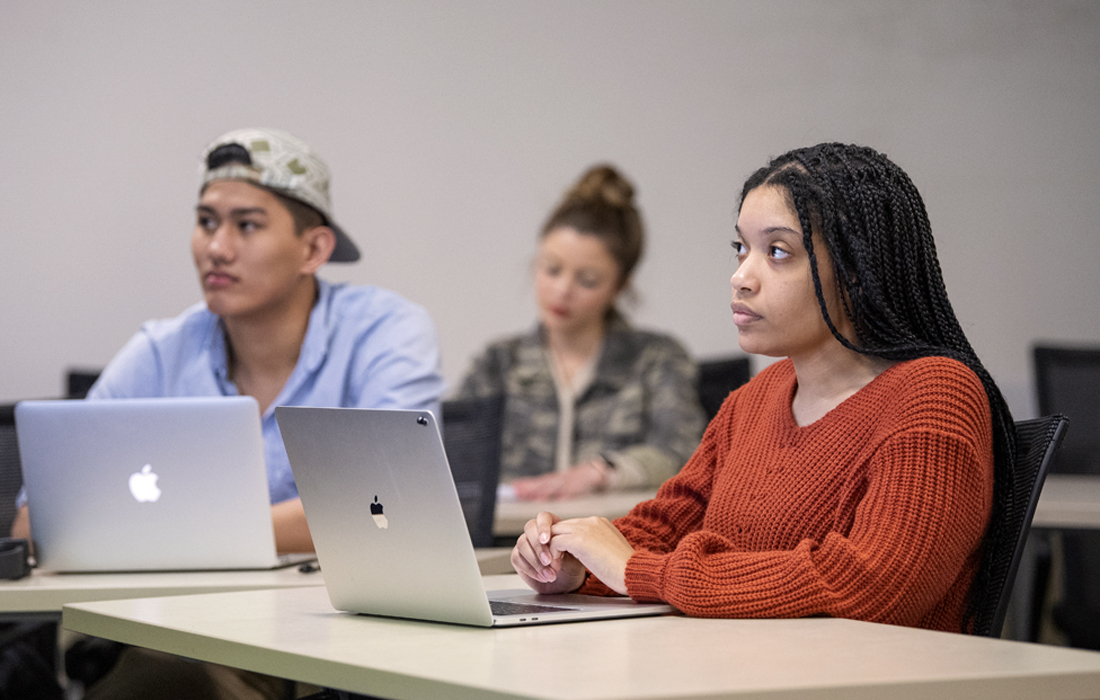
[16,396,310,572]
[275,405,675,627]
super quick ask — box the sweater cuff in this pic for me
[576,571,611,596]
[623,550,669,602]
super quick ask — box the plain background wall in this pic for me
[2,1,1099,419]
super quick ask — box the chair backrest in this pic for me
[1032,345,1100,649]
[976,414,1068,637]
[441,395,505,548]
[1033,346,1100,475]
[66,368,102,399]
[696,356,751,423]
[0,404,23,536]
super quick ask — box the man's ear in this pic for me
[300,226,337,274]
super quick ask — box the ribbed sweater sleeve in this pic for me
[578,357,994,632]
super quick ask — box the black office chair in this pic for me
[696,356,751,423]
[441,395,505,548]
[1034,345,1100,649]
[0,405,23,536]
[1034,347,1100,476]
[65,369,101,400]
[973,414,1068,638]
[0,404,64,699]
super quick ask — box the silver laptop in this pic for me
[275,405,675,627]
[16,397,308,572]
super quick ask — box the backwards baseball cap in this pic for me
[200,128,360,263]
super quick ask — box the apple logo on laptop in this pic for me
[129,464,162,503]
[370,495,388,529]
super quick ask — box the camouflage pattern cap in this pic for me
[200,128,360,263]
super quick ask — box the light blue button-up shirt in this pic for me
[85,278,445,504]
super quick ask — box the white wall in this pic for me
[2,1,1098,418]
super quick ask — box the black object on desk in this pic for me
[0,539,31,581]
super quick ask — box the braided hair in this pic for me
[738,143,1016,634]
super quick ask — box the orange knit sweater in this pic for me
[578,356,994,632]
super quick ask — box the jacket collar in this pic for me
[512,313,635,394]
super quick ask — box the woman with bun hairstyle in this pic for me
[511,143,1016,635]
[457,164,706,501]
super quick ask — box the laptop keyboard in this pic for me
[490,600,580,616]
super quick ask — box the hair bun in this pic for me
[568,164,635,209]
[541,162,645,286]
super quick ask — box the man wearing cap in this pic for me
[11,128,445,555]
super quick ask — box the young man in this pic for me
[12,128,445,553]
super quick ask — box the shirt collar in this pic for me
[515,314,635,390]
[297,277,335,374]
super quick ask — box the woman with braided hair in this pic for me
[511,143,1013,634]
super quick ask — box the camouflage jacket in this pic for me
[456,318,706,489]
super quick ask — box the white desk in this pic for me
[63,574,1100,700]
[0,566,324,618]
[492,474,1100,536]
[0,550,512,617]
[1033,475,1100,530]
[492,474,1100,537]
[1007,474,1100,641]
[493,489,657,537]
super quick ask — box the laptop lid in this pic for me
[276,405,674,627]
[16,397,288,572]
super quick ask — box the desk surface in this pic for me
[64,574,1100,700]
[493,489,657,536]
[494,474,1100,535]
[1,549,512,615]
[1033,474,1100,530]
[0,566,324,616]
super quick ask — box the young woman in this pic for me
[512,143,1016,634]
[457,165,706,501]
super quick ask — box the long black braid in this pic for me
[739,143,1016,635]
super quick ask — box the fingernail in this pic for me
[539,552,551,566]
[540,532,549,544]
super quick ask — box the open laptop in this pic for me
[16,396,310,572]
[275,405,675,627]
